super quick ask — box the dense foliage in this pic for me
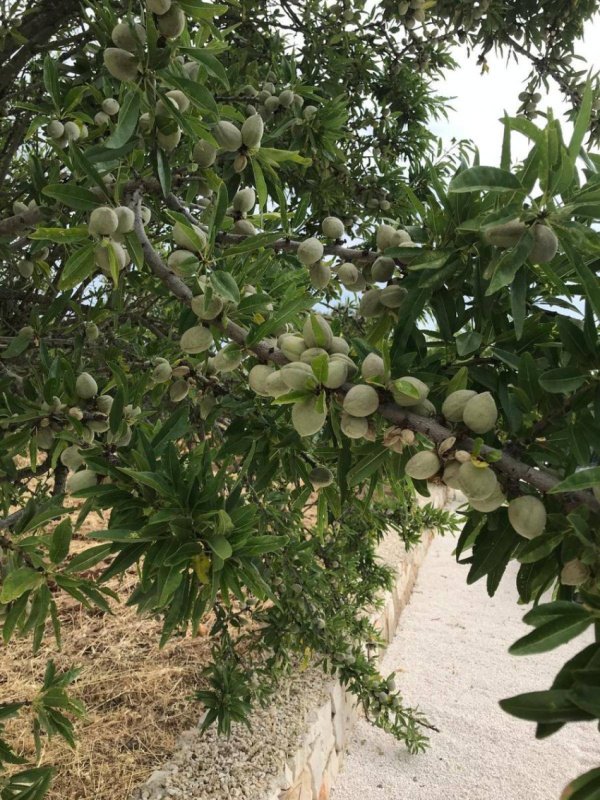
[1,1,600,797]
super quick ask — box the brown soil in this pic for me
[1,503,213,800]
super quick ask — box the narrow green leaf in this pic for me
[548,467,600,494]
[58,243,96,290]
[539,367,588,394]
[42,184,101,211]
[106,89,140,149]
[0,568,44,603]
[49,519,72,564]
[509,615,592,656]
[499,689,594,723]
[449,166,523,193]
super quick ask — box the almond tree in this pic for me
[1,1,600,798]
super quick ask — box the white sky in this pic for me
[431,16,600,165]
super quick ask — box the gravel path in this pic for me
[332,531,598,800]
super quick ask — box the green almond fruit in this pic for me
[211,347,243,373]
[560,559,590,586]
[309,262,331,289]
[278,334,306,361]
[115,206,135,233]
[96,395,113,414]
[376,223,397,251]
[379,285,407,309]
[168,249,197,275]
[46,120,64,139]
[157,127,181,151]
[89,206,119,236]
[88,419,110,433]
[340,411,368,439]
[337,262,359,287]
[265,371,290,398]
[530,224,558,264]
[359,288,385,318]
[469,487,506,512]
[147,0,171,11]
[405,450,440,480]
[180,325,213,354]
[458,461,498,501]
[111,21,146,52]
[166,89,190,112]
[343,384,379,417]
[280,362,314,390]
[76,372,98,399]
[279,89,295,108]
[101,97,121,117]
[153,362,173,382]
[60,445,85,471]
[330,352,357,376]
[483,219,526,249]
[390,376,429,407]
[297,237,324,266]
[462,391,497,434]
[233,187,256,214]
[412,398,436,417]
[361,353,385,381]
[303,314,333,349]
[309,466,334,489]
[213,121,242,152]
[157,3,186,37]
[95,241,128,274]
[192,140,217,167]
[442,389,477,422]
[442,460,461,490]
[371,256,395,282]
[66,469,97,493]
[103,48,140,82]
[300,347,329,365]
[248,364,275,396]
[233,218,256,235]
[330,336,349,355]
[291,397,327,437]
[391,229,411,246]
[36,427,54,450]
[170,379,190,402]
[508,495,546,539]
[323,360,348,389]
[173,222,206,253]
[322,216,345,239]
[18,259,34,278]
[241,113,264,148]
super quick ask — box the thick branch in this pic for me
[131,193,600,515]
[0,206,45,236]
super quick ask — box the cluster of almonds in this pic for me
[88,205,142,275]
[31,371,140,493]
[483,220,558,264]
[104,1,188,83]
[16,242,49,280]
[199,114,266,174]
[517,88,543,121]
[296,221,416,303]
[94,97,120,128]
[397,0,428,29]
[239,74,307,123]
[45,119,88,148]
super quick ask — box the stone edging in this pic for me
[133,488,446,800]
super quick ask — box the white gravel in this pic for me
[332,531,598,800]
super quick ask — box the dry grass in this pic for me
[1,504,214,800]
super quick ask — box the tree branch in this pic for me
[131,191,600,515]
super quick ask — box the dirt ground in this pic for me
[1,504,214,800]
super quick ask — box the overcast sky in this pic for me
[431,17,600,165]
